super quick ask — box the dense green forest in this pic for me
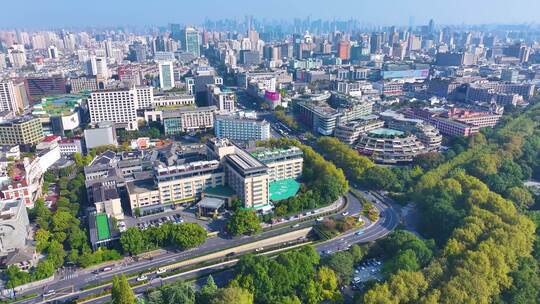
[359,103,540,303]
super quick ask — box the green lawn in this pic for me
[96,213,111,240]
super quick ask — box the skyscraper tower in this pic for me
[181,27,200,57]
[428,19,435,35]
[158,61,175,90]
[48,45,58,59]
[104,39,113,58]
[370,32,382,54]
[0,81,19,115]
[170,24,182,41]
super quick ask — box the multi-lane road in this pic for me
[317,190,400,254]
[15,188,399,304]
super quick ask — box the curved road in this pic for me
[317,190,400,255]
[14,189,398,304]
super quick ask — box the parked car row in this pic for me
[136,214,184,230]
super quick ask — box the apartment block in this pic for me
[0,116,44,145]
[154,158,225,206]
[215,114,270,142]
[250,147,303,182]
[160,106,216,135]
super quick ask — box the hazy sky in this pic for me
[1,0,539,28]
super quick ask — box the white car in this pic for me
[43,290,56,297]
[136,275,148,282]
[316,217,324,222]
[156,268,166,275]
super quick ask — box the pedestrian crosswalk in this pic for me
[63,272,78,280]
[56,270,78,281]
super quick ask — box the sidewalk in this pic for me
[261,197,345,228]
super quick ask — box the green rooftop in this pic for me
[156,104,197,111]
[96,213,111,241]
[33,94,84,116]
[269,178,301,201]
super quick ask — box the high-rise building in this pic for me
[86,56,108,80]
[0,81,19,115]
[104,39,113,58]
[25,76,67,101]
[161,106,216,135]
[205,139,271,210]
[62,33,76,50]
[207,85,236,113]
[501,69,519,83]
[392,42,406,60]
[129,41,147,62]
[182,27,200,57]
[338,41,351,60]
[8,49,26,68]
[370,32,383,54]
[69,76,99,93]
[240,50,260,65]
[48,45,58,59]
[0,116,44,145]
[95,57,109,80]
[154,35,168,53]
[170,24,182,42]
[158,61,175,90]
[87,88,140,130]
[250,147,304,182]
[215,114,271,141]
[12,81,29,110]
[0,53,6,69]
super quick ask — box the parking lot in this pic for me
[351,259,383,290]
[121,206,227,234]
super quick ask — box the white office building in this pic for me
[207,85,236,114]
[88,88,139,130]
[135,86,154,109]
[87,56,109,80]
[0,81,18,115]
[158,61,175,90]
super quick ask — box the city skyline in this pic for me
[1,0,540,29]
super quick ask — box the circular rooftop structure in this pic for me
[356,128,427,164]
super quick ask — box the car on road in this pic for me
[291,224,300,228]
[355,230,363,236]
[225,252,236,257]
[255,247,264,252]
[43,290,56,297]
[342,211,350,216]
[156,268,166,275]
[136,274,148,282]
